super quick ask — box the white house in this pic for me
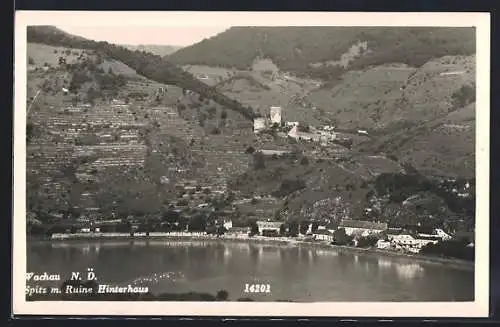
[357,130,368,135]
[390,233,417,249]
[287,125,321,142]
[256,220,284,235]
[434,228,452,240]
[270,106,282,125]
[376,239,391,249]
[313,230,334,242]
[389,233,439,253]
[413,236,439,249]
[286,121,299,127]
[339,220,387,237]
[223,220,233,230]
[253,118,268,133]
[227,226,251,235]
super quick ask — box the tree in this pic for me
[311,222,319,233]
[86,87,98,105]
[198,113,207,127]
[220,110,228,120]
[333,228,353,245]
[357,235,379,248]
[207,106,217,119]
[188,214,207,232]
[451,84,475,110]
[245,146,256,154]
[272,178,306,197]
[253,151,265,170]
[28,57,35,65]
[249,221,259,236]
[288,220,299,237]
[298,122,310,133]
[216,226,227,236]
[216,290,229,301]
[299,221,309,235]
[279,224,286,236]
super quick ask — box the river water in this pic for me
[27,239,474,302]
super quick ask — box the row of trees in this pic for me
[420,240,474,261]
[373,172,475,218]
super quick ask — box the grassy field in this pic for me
[27,43,90,68]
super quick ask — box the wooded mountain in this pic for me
[166,26,475,78]
[121,44,182,57]
[27,26,254,120]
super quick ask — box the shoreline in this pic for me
[28,232,474,270]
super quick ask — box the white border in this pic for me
[13,11,490,317]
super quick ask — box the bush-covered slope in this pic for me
[27,26,255,120]
[121,44,182,57]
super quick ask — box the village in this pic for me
[27,97,474,262]
[48,214,474,259]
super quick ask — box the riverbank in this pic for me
[28,232,474,270]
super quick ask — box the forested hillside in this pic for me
[27,26,255,120]
[166,27,475,78]
[121,44,182,57]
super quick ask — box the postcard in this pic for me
[13,11,490,317]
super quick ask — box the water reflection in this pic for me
[378,258,393,269]
[395,263,424,280]
[27,240,474,302]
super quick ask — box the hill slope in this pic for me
[166,26,475,77]
[27,26,255,120]
[121,44,182,57]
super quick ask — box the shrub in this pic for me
[220,110,228,120]
[245,146,256,154]
[356,235,379,248]
[253,152,265,170]
[272,178,306,197]
[451,84,475,110]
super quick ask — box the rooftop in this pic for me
[314,230,333,235]
[339,220,388,230]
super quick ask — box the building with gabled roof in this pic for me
[339,220,387,237]
[313,229,334,242]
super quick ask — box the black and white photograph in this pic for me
[13,11,490,317]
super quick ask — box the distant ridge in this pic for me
[166,26,475,78]
[121,44,183,57]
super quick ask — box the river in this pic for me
[27,239,474,302]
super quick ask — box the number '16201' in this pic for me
[244,283,271,293]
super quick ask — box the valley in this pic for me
[25,26,476,250]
